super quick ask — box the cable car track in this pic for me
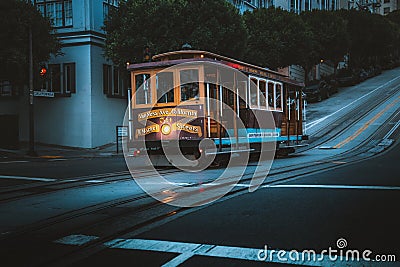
[1,78,399,266]
[2,75,398,204]
[0,100,397,242]
[3,106,398,267]
[40,116,399,267]
[0,168,179,203]
[298,82,400,153]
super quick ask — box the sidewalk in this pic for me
[0,142,124,160]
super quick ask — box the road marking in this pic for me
[333,96,400,149]
[306,76,400,130]
[55,235,376,266]
[0,175,57,182]
[63,179,78,182]
[85,180,106,183]
[235,183,250,187]
[262,184,400,190]
[54,234,99,245]
[161,252,194,267]
[0,161,29,164]
[40,155,64,159]
[383,117,400,140]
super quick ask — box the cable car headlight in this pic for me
[161,124,171,135]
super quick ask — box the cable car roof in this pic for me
[127,50,304,87]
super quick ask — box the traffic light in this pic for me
[39,66,47,77]
[38,65,47,90]
[143,46,151,62]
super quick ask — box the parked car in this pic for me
[322,75,338,95]
[303,80,329,102]
[336,68,359,87]
[383,59,400,70]
[356,68,368,82]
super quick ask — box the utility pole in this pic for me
[28,25,36,156]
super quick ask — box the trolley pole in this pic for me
[27,26,36,157]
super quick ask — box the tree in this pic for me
[104,0,181,66]
[0,0,61,88]
[292,25,319,84]
[337,10,398,69]
[386,10,400,61]
[104,0,247,66]
[177,0,247,59]
[242,7,316,73]
[301,10,349,74]
[386,10,400,26]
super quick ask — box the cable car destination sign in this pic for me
[135,107,202,138]
[137,108,197,121]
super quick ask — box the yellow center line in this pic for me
[40,155,64,159]
[333,96,400,149]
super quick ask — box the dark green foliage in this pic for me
[178,0,247,58]
[104,0,181,66]
[301,10,349,71]
[243,7,314,70]
[104,0,247,66]
[0,0,61,87]
[104,2,400,78]
[386,10,400,27]
[337,9,400,68]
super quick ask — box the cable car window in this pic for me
[237,80,247,108]
[268,82,274,109]
[180,69,199,101]
[135,74,151,105]
[259,80,267,108]
[276,83,282,109]
[156,72,174,103]
[250,78,258,107]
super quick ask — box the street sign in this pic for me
[117,126,129,137]
[116,126,129,154]
[34,91,55,98]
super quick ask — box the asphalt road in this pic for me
[73,141,400,266]
[1,69,399,267]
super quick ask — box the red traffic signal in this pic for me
[39,67,47,76]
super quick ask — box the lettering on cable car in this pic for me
[138,108,198,121]
[136,125,160,137]
[176,123,202,137]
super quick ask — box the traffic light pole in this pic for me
[28,26,36,157]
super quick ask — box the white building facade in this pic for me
[0,0,128,149]
[3,0,397,149]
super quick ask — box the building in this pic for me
[228,0,340,12]
[3,0,397,150]
[377,0,399,15]
[0,0,127,149]
[343,0,399,15]
[227,0,273,13]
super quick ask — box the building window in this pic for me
[103,65,112,94]
[34,0,73,27]
[103,64,126,98]
[384,7,390,14]
[384,0,390,3]
[64,63,76,93]
[0,81,18,97]
[37,63,76,95]
[48,64,61,93]
[103,0,119,21]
